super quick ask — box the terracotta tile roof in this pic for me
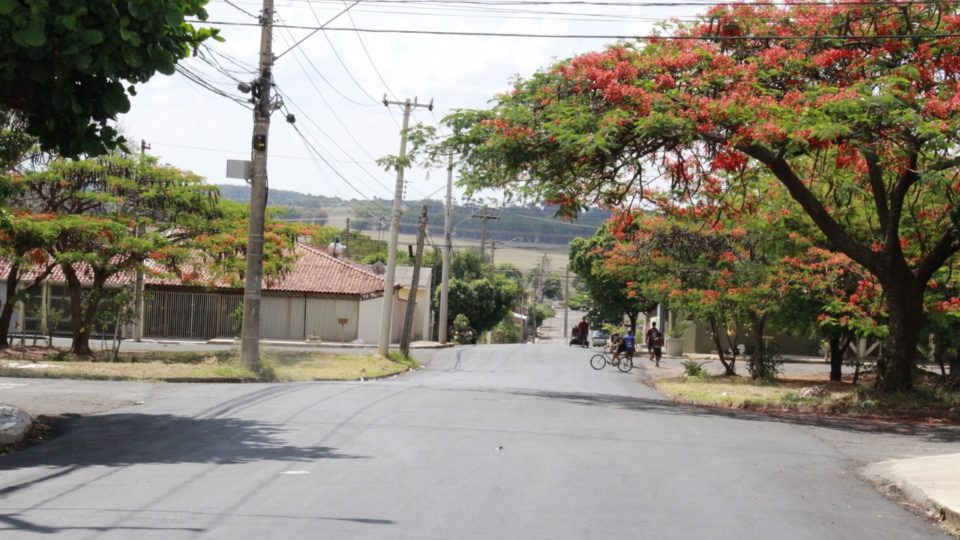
[0,244,393,298]
[262,243,389,297]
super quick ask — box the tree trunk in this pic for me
[66,282,91,355]
[749,315,766,380]
[627,310,638,336]
[829,335,845,382]
[949,349,960,382]
[875,277,924,393]
[0,268,19,348]
[708,315,735,375]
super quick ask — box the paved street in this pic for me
[1,343,957,539]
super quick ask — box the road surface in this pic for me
[1,344,956,538]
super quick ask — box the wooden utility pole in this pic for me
[439,154,453,345]
[473,205,499,261]
[400,206,428,357]
[379,96,433,356]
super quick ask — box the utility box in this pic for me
[226,159,252,181]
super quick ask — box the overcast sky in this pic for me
[122,0,705,206]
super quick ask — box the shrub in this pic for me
[681,359,708,378]
[747,341,784,381]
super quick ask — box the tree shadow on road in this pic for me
[0,413,365,470]
[497,387,960,443]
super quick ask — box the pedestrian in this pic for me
[645,322,663,366]
[622,330,636,360]
[576,317,590,347]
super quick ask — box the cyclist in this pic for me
[608,333,622,364]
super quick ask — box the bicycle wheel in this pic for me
[617,355,633,373]
[590,354,606,370]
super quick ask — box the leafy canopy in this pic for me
[0,0,219,157]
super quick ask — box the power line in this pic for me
[195,20,960,41]
[223,0,260,18]
[300,0,383,105]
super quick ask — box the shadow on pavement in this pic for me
[0,413,365,470]
[496,387,960,443]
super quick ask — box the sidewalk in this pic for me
[865,453,960,529]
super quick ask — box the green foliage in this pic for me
[747,342,784,382]
[451,248,485,281]
[386,350,416,368]
[568,227,655,330]
[0,1,219,157]
[451,313,474,344]
[527,303,555,329]
[492,314,522,344]
[444,273,520,335]
[681,359,708,378]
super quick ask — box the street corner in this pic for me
[0,404,33,448]
[864,453,960,530]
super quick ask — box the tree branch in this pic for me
[916,230,960,285]
[739,143,877,273]
[862,149,889,234]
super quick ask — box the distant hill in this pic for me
[214,185,610,245]
[216,184,335,224]
[216,184,340,209]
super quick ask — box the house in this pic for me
[2,244,422,345]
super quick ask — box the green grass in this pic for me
[653,375,960,420]
[0,348,416,382]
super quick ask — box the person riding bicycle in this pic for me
[608,333,622,362]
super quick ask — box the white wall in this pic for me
[358,297,383,344]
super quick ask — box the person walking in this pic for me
[645,322,663,367]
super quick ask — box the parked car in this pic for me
[591,330,609,347]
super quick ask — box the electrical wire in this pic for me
[223,0,260,19]
[196,19,960,41]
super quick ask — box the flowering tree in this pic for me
[446,2,960,392]
[568,227,656,333]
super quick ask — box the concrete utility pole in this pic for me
[134,139,150,342]
[344,217,350,252]
[240,0,275,372]
[379,96,433,356]
[473,205,499,261]
[400,206,428,357]
[439,154,453,345]
[563,266,569,339]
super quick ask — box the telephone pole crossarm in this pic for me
[378,96,435,356]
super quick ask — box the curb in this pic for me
[864,456,960,530]
[205,339,454,350]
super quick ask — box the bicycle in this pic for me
[589,349,633,373]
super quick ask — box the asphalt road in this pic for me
[1,344,957,539]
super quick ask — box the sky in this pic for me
[122,0,707,207]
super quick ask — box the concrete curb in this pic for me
[864,454,960,530]
[205,339,455,350]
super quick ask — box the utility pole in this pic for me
[134,139,150,342]
[400,206,428,357]
[473,205,499,261]
[379,96,433,356]
[344,217,350,252]
[563,266,569,339]
[240,0,275,372]
[439,153,453,345]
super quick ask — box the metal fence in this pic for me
[144,290,360,342]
